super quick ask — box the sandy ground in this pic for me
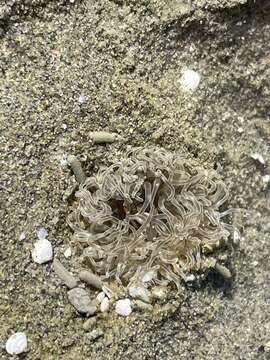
[0,0,270,359]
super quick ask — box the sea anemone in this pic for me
[68,147,232,290]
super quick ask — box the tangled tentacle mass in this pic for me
[68,147,231,290]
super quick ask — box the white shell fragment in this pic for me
[115,299,132,316]
[142,271,155,283]
[36,227,48,240]
[179,69,201,91]
[129,287,151,303]
[96,292,106,304]
[32,239,53,264]
[100,297,110,312]
[6,332,27,355]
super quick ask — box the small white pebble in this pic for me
[19,232,26,241]
[63,247,72,258]
[96,291,106,304]
[62,123,68,130]
[142,271,155,283]
[179,69,201,91]
[32,239,53,264]
[36,227,48,240]
[250,153,265,165]
[78,94,85,104]
[100,297,110,312]
[115,299,132,316]
[6,332,27,355]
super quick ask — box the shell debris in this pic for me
[6,332,27,355]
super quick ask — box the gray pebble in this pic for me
[67,287,97,315]
[53,258,78,289]
[79,270,103,290]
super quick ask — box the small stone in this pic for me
[128,287,151,303]
[36,227,48,240]
[100,297,110,312]
[79,270,103,290]
[67,288,97,315]
[152,286,167,301]
[179,69,201,91]
[134,300,153,312]
[115,299,132,316]
[6,332,27,355]
[32,239,53,264]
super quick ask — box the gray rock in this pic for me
[67,287,97,315]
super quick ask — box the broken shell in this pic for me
[96,292,106,304]
[100,297,110,312]
[6,332,27,355]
